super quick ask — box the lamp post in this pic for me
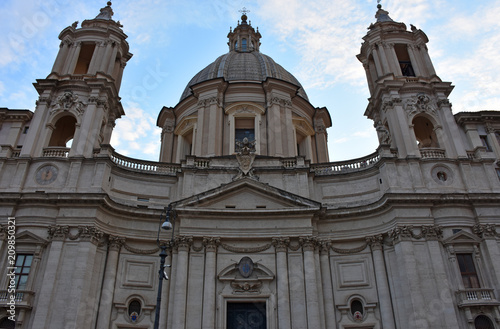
[153,204,175,329]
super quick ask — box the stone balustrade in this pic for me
[110,152,180,175]
[456,288,498,307]
[42,147,70,157]
[0,290,35,309]
[420,147,446,159]
[312,152,380,175]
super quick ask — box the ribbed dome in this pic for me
[180,50,308,101]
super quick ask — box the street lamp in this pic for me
[153,204,175,329]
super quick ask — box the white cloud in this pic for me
[111,103,161,159]
[0,81,4,96]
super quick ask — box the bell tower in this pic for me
[358,4,467,159]
[21,1,132,158]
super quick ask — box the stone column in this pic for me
[389,227,427,329]
[159,241,174,328]
[67,42,82,74]
[96,235,124,329]
[51,40,71,74]
[423,227,460,328]
[202,237,220,329]
[31,226,68,329]
[366,235,395,329]
[373,44,388,75]
[418,44,437,76]
[406,45,422,76]
[172,236,192,329]
[473,224,500,285]
[300,237,321,329]
[272,238,291,329]
[106,43,119,75]
[319,241,336,329]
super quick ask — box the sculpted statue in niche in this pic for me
[375,121,391,145]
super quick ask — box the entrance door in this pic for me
[227,302,267,329]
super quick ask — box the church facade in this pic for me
[1,2,500,329]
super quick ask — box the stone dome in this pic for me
[180,14,308,102]
[180,51,308,101]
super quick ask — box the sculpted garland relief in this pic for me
[404,94,437,118]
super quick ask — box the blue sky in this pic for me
[1,0,500,161]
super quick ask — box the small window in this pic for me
[234,41,238,51]
[496,168,500,181]
[496,132,500,145]
[480,136,492,152]
[242,38,247,51]
[14,254,33,290]
[474,315,494,329]
[128,299,141,322]
[23,126,29,134]
[350,299,364,321]
[394,44,415,77]
[456,254,480,288]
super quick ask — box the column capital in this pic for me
[108,235,125,251]
[272,237,290,252]
[366,234,384,251]
[203,236,220,252]
[48,225,70,241]
[473,223,497,239]
[299,236,318,251]
[175,235,193,251]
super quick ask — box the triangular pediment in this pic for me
[442,230,482,246]
[16,230,48,245]
[174,178,321,212]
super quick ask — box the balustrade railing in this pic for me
[312,152,380,175]
[282,159,297,168]
[456,288,498,307]
[0,290,35,308]
[110,152,181,175]
[42,147,69,157]
[420,148,446,159]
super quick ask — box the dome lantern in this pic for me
[227,8,261,53]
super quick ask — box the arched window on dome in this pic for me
[242,39,247,51]
[293,117,314,161]
[234,41,238,51]
[226,104,264,155]
[174,116,196,162]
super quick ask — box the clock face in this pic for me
[35,165,58,185]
